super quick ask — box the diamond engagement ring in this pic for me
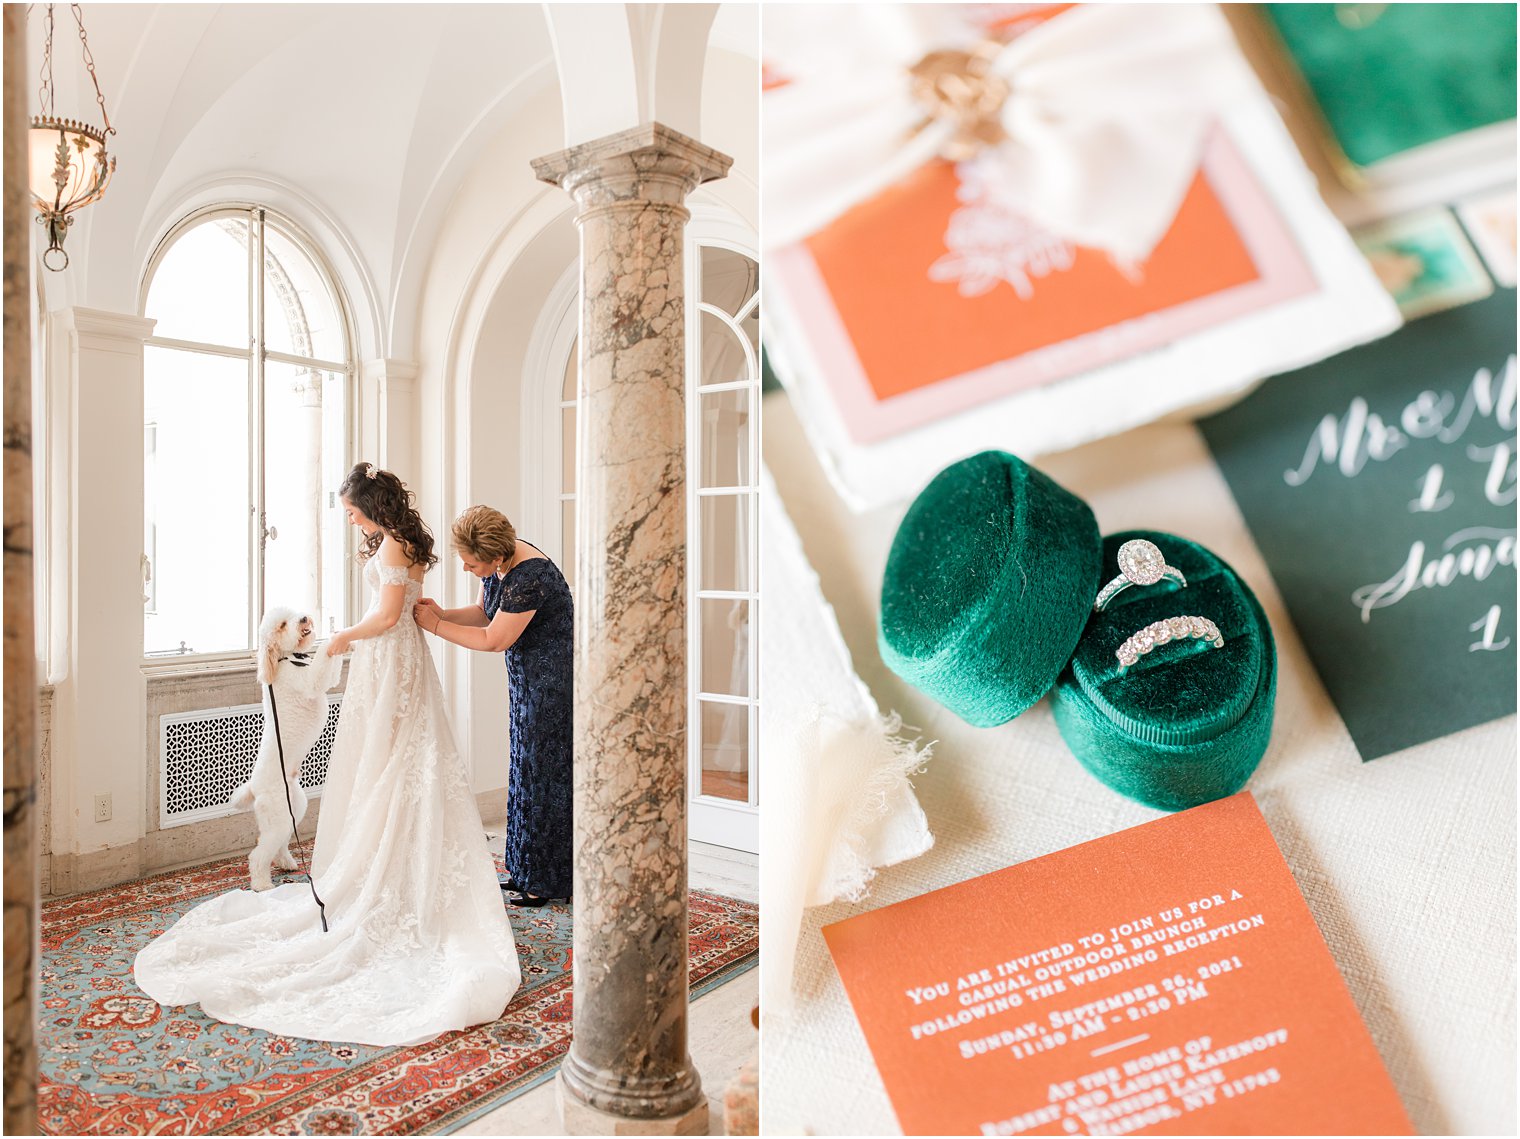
[1094,539,1187,611]
[1116,616,1224,670]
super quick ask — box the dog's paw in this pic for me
[273,849,298,871]
[250,877,275,892]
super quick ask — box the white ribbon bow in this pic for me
[763,4,1257,264]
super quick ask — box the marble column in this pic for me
[3,6,39,1134]
[533,123,730,1135]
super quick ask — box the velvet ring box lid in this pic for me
[878,450,1102,729]
[880,454,1276,810]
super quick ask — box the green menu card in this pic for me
[1200,289,1516,761]
[1265,4,1517,168]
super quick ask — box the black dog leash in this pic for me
[267,680,330,933]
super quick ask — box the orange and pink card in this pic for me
[770,130,1317,445]
[822,794,1412,1136]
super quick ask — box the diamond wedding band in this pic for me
[1116,616,1224,670]
[1094,539,1187,611]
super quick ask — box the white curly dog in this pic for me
[229,607,342,891]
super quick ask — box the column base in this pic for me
[558,1072,709,1135]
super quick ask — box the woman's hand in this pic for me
[415,598,443,632]
[326,630,353,657]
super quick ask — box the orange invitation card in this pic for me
[822,794,1412,1136]
[770,129,1317,445]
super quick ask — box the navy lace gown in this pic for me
[482,554,574,899]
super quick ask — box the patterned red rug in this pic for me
[38,851,758,1134]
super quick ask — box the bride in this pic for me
[134,462,520,1046]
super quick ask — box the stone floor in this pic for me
[459,840,760,1136]
[457,967,758,1136]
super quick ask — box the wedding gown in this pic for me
[135,560,521,1046]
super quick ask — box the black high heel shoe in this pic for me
[505,890,570,908]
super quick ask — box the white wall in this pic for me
[46,310,155,861]
[30,2,758,873]
[697,46,761,229]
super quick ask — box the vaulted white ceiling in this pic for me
[26,3,757,357]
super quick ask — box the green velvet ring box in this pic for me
[879,450,1102,729]
[879,452,1276,811]
[1050,531,1277,811]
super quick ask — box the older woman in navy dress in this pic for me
[415,505,573,905]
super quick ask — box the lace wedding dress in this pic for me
[135,560,521,1046]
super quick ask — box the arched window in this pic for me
[142,207,354,658]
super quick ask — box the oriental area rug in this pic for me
[38,851,758,1134]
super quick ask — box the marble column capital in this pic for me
[532,122,732,217]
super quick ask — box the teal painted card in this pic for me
[1200,289,1516,761]
[1355,208,1493,320]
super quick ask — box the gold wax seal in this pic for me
[908,42,1010,161]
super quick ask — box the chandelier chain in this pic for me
[72,4,113,135]
[37,3,55,118]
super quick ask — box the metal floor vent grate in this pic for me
[159,698,342,828]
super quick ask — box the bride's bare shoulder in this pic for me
[378,534,427,581]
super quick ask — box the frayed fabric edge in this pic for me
[811,711,936,908]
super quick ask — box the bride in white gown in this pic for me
[135,463,521,1046]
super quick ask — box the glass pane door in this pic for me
[689,244,760,853]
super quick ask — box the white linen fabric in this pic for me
[759,471,935,1019]
[764,4,1254,263]
[762,398,1517,1136]
[134,559,521,1046]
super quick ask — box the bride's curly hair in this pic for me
[338,462,439,569]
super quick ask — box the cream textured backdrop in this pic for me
[760,393,1517,1137]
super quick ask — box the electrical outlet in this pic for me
[94,794,112,823]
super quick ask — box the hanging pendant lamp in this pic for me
[28,4,117,271]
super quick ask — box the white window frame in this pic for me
[138,204,358,667]
[143,421,158,614]
[685,226,760,852]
